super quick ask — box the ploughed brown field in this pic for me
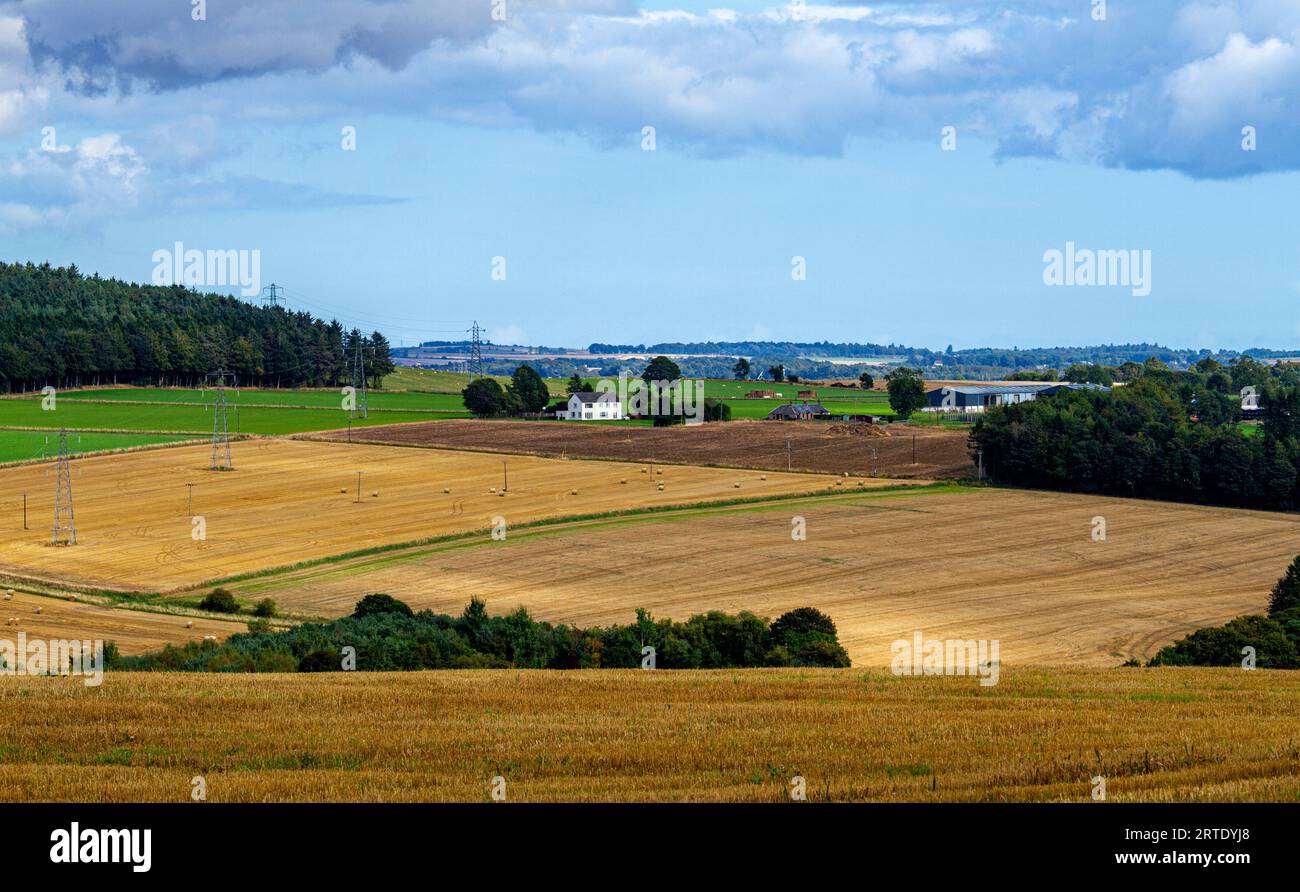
[235,487,1300,667]
[1,668,1297,802]
[0,438,869,592]
[309,418,976,478]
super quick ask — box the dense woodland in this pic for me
[970,356,1300,511]
[0,261,393,391]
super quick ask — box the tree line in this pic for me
[103,595,852,672]
[970,356,1300,511]
[0,261,393,390]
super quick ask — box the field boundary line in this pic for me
[186,482,956,594]
[232,483,978,600]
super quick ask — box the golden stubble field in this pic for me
[242,488,1300,667]
[0,439,870,592]
[0,668,1296,802]
[0,590,244,653]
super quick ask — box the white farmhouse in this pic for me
[561,391,624,421]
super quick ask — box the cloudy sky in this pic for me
[1,0,1298,350]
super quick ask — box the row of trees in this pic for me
[106,595,851,671]
[0,261,394,390]
[970,357,1300,511]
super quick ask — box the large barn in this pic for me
[924,382,1108,412]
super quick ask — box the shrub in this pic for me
[1148,615,1299,669]
[770,607,837,646]
[246,618,271,634]
[298,648,342,672]
[353,594,413,619]
[198,588,239,614]
[252,598,278,618]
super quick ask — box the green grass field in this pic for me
[57,387,464,412]
[0,430,197,464]
[0,396,463,435]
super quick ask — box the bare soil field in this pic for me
[1,668,1296,802]
[310,419,976,478]
[238,487,1300,667]
[0,590,244,654]
[0,439,868,592]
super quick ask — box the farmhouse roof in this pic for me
[571,391,619,403]
[767,403,829,418]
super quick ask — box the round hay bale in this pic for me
[489,486,497,493]
[371,491,379,497]
[339,488,347,494]
[35,606,42,614]
[760,475,767,481]
[640,468,647,474]
[443,487,451,494]
[571,489,578,496]
[620,479,627,484]
[185,621,193,629]
[733,482,741,488]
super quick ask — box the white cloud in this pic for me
[3,0,1300,192]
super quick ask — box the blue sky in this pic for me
[2,1,1298,351]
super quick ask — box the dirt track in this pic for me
[309,419,976,478]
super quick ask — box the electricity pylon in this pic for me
[469,321,484,380]
[206,370,235,470]
[350,336,368,419]
[51,429,76,545]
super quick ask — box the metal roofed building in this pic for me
[924,382,1110,412]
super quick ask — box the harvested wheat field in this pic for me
[0,590,244,654]
[0,439,869,592]
[237,487,1300,667]
[310,418,976,478]
[0,668,1297,802]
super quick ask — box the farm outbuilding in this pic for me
[924,382,1109,413]
[766,403,830,421]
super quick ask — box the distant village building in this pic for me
[923,382,1109,413]
[561,391,624,421]
[797,390,818,400]
[746,389,778,399]
[766,403,830,421]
